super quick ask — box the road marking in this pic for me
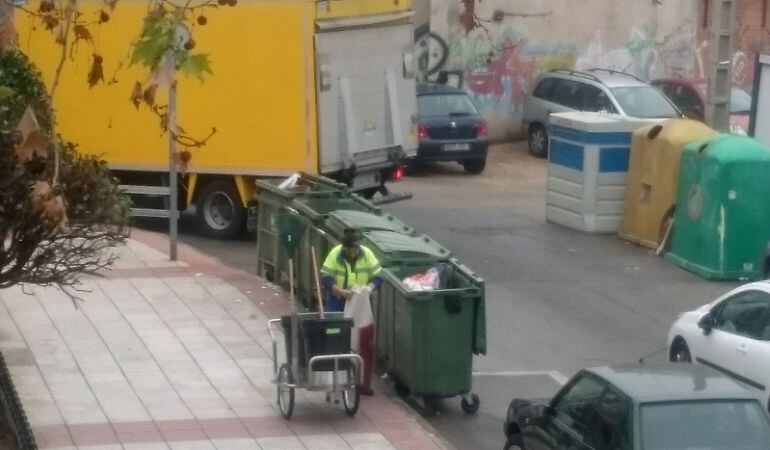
[472,370,569,386]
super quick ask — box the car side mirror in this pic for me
[698,312,714,335]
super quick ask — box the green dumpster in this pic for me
[376,258,485,413]
[665,134,770,280]
[255,173,377,290]
[326,210,415,236]
[360,231,450,267]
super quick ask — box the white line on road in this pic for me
[472,370,569,386]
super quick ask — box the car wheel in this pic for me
[462,158,486,174]
[528,124,549,158]
[670,339,692,363]
[504,433,525,450]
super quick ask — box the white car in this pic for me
[667,281,770,412]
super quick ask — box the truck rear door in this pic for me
[315,17,417,188]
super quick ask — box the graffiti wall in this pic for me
[422,0,700,139]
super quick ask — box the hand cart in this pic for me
[268,207,363,419]
[268,312,363,419]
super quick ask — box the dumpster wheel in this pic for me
[394,379,410,397]
[461,393,480,414]
[277,363,295,419]
[342,367,360,417]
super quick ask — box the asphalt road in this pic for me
[136,141,737,450]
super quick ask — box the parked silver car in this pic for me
[522,68,681,157]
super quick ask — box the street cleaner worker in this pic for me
[321,227,382,312]
[321,227,382,395]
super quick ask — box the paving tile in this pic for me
[124,443,171,450]
[256,436,307,450]
[340,433,397,450]
[33,424,73,449]
[299,434,352,449]
[211,438,261,449]
[168,441,217,450]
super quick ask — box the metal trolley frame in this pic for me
[268,312,363,419]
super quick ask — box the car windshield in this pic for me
[640,400,770,450]
[610,86,680,118]
[418,93,478,117]
[694,85,753,114]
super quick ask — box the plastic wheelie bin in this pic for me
[375,258,486,414]
[255,173,378,291]
[326,210,415,236]
[665,134,770,280]
[619,119,716,249]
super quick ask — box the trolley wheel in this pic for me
[277,363,295,419]
[394,379,410,397]
[342,368,361,417]
[461,393,480,414]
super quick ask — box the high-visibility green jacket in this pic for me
[321,244,382,311]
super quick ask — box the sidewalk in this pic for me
[0,229,446,450]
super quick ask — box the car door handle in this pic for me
[737,345,748,354]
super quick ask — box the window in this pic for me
[610,86,680,118]
[670,85,704,120]
[551,79,582,109]
[640,400,770,450]
[713,290,770,338]
[581,84,617,113]
[417,93,478,117]
[552,374,605,437]
[584,388,631,450]
[533,77,556,100]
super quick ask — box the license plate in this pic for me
[352,171,379,189]
[443,143,470,151]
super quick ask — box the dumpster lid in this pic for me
[362,231,451,264]
[328,210,414,235]
[688,134,770,162]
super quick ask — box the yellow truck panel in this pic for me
[17,0,417,239]
[18,1,318,176]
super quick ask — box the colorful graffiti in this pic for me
[576,25,698,81]
[440,26,578,116]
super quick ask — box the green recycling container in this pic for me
[255,173,377,289]
[376,259,486,402]
[665,134,770,280]
[360,231,450,267]
[326,210,415,236]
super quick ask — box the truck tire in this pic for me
[195,179,244,239]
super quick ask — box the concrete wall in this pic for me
[420,0,700,140]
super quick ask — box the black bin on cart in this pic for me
[280,313,353,371]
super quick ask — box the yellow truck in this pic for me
[17,0,417,238]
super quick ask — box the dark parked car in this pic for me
[503,363,770,450]
[651,78,752,134]
[413,83,489,174]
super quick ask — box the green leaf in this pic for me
[130,16,175,69]
[179,54,212,80]
[0,86,14,101]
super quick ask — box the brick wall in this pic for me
[699,0,770,88]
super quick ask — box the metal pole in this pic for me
[705,0,736,132]
[168,81,178,261]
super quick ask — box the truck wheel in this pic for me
[196,180,244,239]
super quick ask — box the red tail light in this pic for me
[392,166,404,181]
[476,121,488,138]
[417,124,428,140]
